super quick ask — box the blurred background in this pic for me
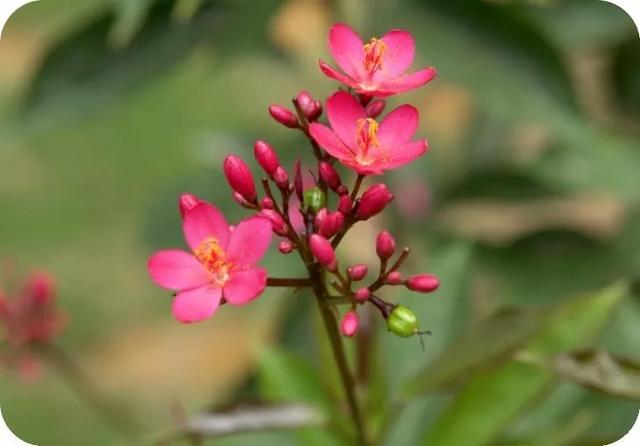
[1,0,639,445]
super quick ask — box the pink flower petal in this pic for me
[319,60,358,88]
[378,67,437,95]
[183,201,230,251]
[377,104,419,148]
[309,123,355,160]
[378,30,415,79]
[326,91,366,148]
[223,268,267,305]
[380,140,428,170]
[226,217,273,268]
[328,23,365,80]
[172,285,222,323]
[148,250,210,290]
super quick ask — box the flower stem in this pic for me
[36,344,138,441]
[266,277,311,287]
[308,264,369,446]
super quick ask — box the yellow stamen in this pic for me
[194,237,231,286]
[363,37,387,74]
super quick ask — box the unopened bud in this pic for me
[24,272,56,305]
[273,166,289,190]
[347,264,368,281]
[358,94,373,106]
[260,197,275,209]
[296,90,323,121]
[354,287,370,303]
[233,192,253,208]
[278,240,294,254]
[406,274,440,293]
[254,140,280,176]
[340,311,359,337]
[318,161,342,191]
[387,305,419,338]
[309,234,336,270]
[178,193,200,217]
[316,209,344,238]
[269,105,299,128]
[260,209,288,236]
[376,230,396,261]
[356,184,393,220]
[338,194,352,214]
[224,155,257,203]
[365,100,386,118]
[303,187,327,214]
[386,271,403,285]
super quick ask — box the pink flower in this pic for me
[148,199,272,323]
[309,91,427,174]
[319,23,436,97]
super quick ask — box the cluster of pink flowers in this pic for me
[148,23,439,338]
[0,269,65,378]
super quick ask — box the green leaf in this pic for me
[401,306,544,399]
[550,350,640,401]
[420,283,627,446]
[258,348,341,446]
[21,0,222,124]
[383,240,474,385]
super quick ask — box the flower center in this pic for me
[363,37,387,74]
[194,237,231,286]
[355,118,380,162]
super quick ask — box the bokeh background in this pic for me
[1,0,640,445]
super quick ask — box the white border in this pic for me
[601,0,640,36]
[0,407,37,446]
[0,0,39,39]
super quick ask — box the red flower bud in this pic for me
[232,192,252,208]
[296,90,323,121]
[338,194,353,214]
[278,240,294,254]
[386,271,403,285]
[358,94,373,106]
[318,161,342,191]
[254,140,280,176]
[224,155,257,203]
[315,209,344,238]
[340,311,359,337]
[260,197,275,209]
[268,105,299,128]
[260,209,288,236]
[365,100,386,118]
[24,272,56,305]
[406,274,440,293]
[376,230,396,261]
[178,193,200,218]
[310,234,337,271]
[354,287,370,303]
[347,264,368,281]
[356,184,393,220]
[273,166,289,190]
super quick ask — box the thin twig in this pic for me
[152,403,325,445]
[266,277,311,287]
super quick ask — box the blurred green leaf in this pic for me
[109,0,157,48]
[382,240,474,385]
[419,283,627,446]
[550,350,640,400]
[258,348,341,446]
[613,39,640,120]
[21,0,222,124]
[401,306,544,399]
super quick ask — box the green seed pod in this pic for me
[387,305,419,337]
[303,187,327,214]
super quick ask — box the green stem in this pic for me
[36,344,138,442]
[309,265,369,446]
